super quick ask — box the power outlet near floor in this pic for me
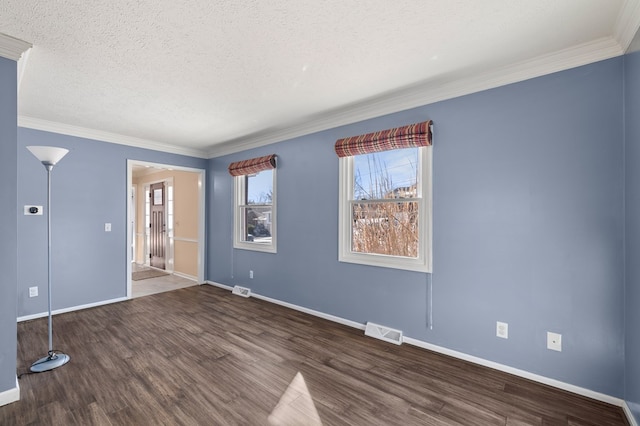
[496,321,508,339]
[29,286,38,298]
[249,270,254,279]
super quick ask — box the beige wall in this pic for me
[174,240,198,278]
[132,169,200,278]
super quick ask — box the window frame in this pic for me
[338,146,432,272]
[233,168,277,253]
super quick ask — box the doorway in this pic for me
[126,160,206,299]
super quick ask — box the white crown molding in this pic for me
[0,33,31,61]
[18,116,209,159]
[10,6,636,161]
[615,0,640,51]
[17,48,31,95]
[208,36,624,158]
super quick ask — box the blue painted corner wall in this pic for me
[625,49,640,423]
[208,57,626,398]
[16,128,207,318]
[0,57,18,395]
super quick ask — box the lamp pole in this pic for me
[26,146,70,373]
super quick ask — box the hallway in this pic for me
[131,264,197,298]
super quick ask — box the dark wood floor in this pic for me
[1,285,629,425]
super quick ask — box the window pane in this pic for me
[153,188,163,205]
[353,148,418,200]
[241,205,273,243]
[351,201,419,258]
[247,170,273,204]
[145,189,150,217]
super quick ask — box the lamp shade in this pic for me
[26,146,69,166]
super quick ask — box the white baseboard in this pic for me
[206,281,233,291]
[252,292,365,331]
[205,281,364,330]
[205,280,628,410]
[624,401,639,426]
[17,296,129,322]
[173,271,198,282]
[402,336,624,407]
[0,376,19,407]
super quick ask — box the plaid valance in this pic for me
[228,154,277,177]
[334,120,433,157]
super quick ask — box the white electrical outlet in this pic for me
[104,223,112,232]
[547,332,562,351]
[496,321,508,339]
[249,270,254,279]
[29,286,38,298]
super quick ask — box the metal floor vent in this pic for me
[364,322,403,345]
[232,285,251,298]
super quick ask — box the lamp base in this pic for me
[30,352,70,373]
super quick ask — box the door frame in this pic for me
[126,160,206,298]
[130,183,137,265]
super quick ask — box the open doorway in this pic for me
[126,160,206,298]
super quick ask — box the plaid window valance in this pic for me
[228,154,277,177]
[334,120,433,158]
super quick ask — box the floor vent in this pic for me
[364,322,403,345]
[232,285,251,298]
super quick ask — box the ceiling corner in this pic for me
[614,0,640,51]
[0,33,32,61]
[17,48,31,94]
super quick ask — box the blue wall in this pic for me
[625,49,640,422]
[5,47,634,408]
[208,57,625,397]
[17,128,207,317]
[0,57,18,394]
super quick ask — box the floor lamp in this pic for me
[26,145,71,373]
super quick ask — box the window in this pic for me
[233,165,277,253]
[337,126,432,272]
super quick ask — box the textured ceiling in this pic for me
[1,0,639,158]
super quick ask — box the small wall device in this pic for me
[24,205,43,215]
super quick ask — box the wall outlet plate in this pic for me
[496,321,508,339]
[547,331,562,351]
[29,286,38,298]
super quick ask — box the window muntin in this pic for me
[339,146,431,272]
[234,169,276,252]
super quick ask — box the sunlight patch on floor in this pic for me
[268,372,323,426]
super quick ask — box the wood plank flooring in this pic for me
[1,285,629,425]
